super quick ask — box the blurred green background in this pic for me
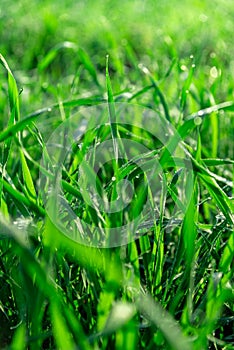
[1,0,234,70]
[1,0,233,157]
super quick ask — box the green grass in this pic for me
[0,1,234,349]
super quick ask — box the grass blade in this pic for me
[0,53,20,122]
[50,301,76,350]
[137,293,192,350]
[139,64,171,122]
[0,97,104,143]
[19,149,37,199]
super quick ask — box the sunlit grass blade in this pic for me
[0,53,21,208]
[19,149,37,199]
[43,216,123,285]
[185,101,234,120]
[97,282,116,332]
[10,324,26,350]
[106,55,118,159]
[1,177,45,217]
[0,53,20,122]
[139,63,171,122]
[180,58,196,117]
[50,301,76,350]
[101,302,136,335]
[38,41,77,71]
[115,317,137,350]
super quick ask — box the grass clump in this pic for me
[0,1,233,349]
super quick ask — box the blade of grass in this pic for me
[50,301,76,350]
[185,101,234,121]
[0,97,104,143]
[0,53,20,122]
[139,64,171,122]
[19,149,37,199]
[219,229,234,275]
[0,53,21,209]
[1,177,45,217]
[38,41,99,85]
[106,55,118,160]
[202,158,234,166]
[136,292,192,350]
[180,58,196,117]
[198,172,233,225]
[10,324,26,350]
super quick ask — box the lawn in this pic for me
[0,0,233,349]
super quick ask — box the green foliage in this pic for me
[0,1,233,349]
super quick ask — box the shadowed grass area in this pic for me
[0,1,233,349]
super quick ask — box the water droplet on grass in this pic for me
[194,116,202,126]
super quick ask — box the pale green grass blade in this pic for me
[185,101,234,121]
[137,293,192,350]
[101,302,136,335]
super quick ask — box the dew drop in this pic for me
[180,65,187,71]
[194,116,202,126]
[210,66,218,78]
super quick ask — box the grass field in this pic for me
[0,1,233,349]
